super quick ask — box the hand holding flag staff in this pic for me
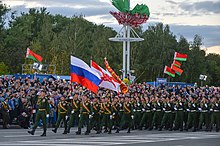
[164,52,188,77]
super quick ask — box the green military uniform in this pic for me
[52,100,69,134]
[1,99,11,129]
[28,95,50,136]
[119,101,133,133]
[90,100,101,134]
[67,98,80,133]
[112,101,120,132]
[139,100,152,130]
[76,99,92,135]
[198,101,211,131]
[101,101,112,134]
[186,101,198,131]
[174,100,184,131]
[159,100,173,131]
[210,100,220,132]
[133,100,142,129]
[151,100,163,130]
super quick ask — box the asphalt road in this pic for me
[0,128,219,146]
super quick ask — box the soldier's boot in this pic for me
[85,131,90,135]
[52,128,57,133]
[104,129,108,133]
[28,129,35,135]
[115,128,120,133]
[148,126,153,131]
[76,128,81,135]
[67,128,70,133]
[216,128,219,132]
[138,125,143,130]
[192,128,196,132]
[108,128,112,134]
[127,128,131,133]
[41,130,46,136]
[63,129,68,134]
[96,130,101,134]
[158,125,162,131]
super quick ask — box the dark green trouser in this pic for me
[67,112,79,131]
[174,110,183,130]
[32,111,47,131]
[140,112,152,128]
[2,111,10,128]
[211,112,220,130]
[161,112,173,129]
[78,114,90,132]
[120,113,132,129]
[187,112,197,130]
[90,114,101,131]
[134,111,142,128]
[183,112,188,128]
[152,111,162,128]
[101,114,112,130]
[199,112,210,130]
[55,113,67,131]
[112,114,120,128]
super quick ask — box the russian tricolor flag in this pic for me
[70,56,101,93]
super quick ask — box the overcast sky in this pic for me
[2,0,220,47]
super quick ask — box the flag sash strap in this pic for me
[124,103,131,113]
[93,105,98,111]
[73,100,78,109]
[82,102,90,113]
[104,104,111,114]
[59,103,67,112]
[112,105,117,112]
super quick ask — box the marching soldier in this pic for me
[198,96,211,131]
[210,96,220,132]
[159,97,173,131]
[52,96,69,134]
[174,95,184,131]
[90,96,101,134]
[133,97,142,129]
[101,96,112,134]
[185,96,198,132]
[28,90,50,136]
[1,98,11,129]
[139,96,152,130]
[118,96,134,133]
[150,96,163,130]
[67,92,80,133]
[112,96,120,133]
[76,94,92,135]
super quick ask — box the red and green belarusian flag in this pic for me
[171,64,183,76]
[173,60,181,68]
[164,66,175,77]
[174,52,187,61]
[26,48,43,63]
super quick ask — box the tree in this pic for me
[0,62,9,75]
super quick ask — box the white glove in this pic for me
[133,109,136,112]
[210,109,213,111]
[89,115,93,119]
[198,108,202,111]
[187,109,190,112]
[163,108,166,111]
[113,113,116,115]
[142,108,145,111]
[71,110,74,114]
[79,114,81,118]
[174,107,177,111]
[120,104,122,107]
[69,96,73,99]
[131,115,134,119]
[65,116,69,120]
[46,114,49,118]
[110,115,113,120]
[153,108,156,111]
